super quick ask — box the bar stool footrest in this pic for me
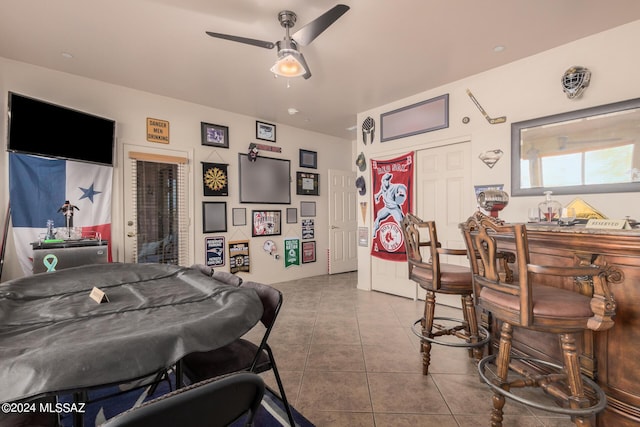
[478,354,608,417]
[411,317,490,348]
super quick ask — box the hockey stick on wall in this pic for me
[466,89,507,124]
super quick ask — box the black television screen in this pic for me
[238,153,291,204]
[7,92,116,166]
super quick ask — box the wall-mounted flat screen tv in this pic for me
[7,92,116,166]
[238,153,291,204]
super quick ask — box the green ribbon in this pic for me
[43,254,58,272]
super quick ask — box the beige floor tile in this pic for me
[362,341,422,373]
[367,372,450,414]
[306,343,366,372]
[358,323,414,347]
[296,371,372,413]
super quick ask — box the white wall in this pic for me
[0,58,352,283]
[356,20,640,291]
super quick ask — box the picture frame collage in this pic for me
[199,119,318,265]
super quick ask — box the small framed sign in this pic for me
[256,121,276,142]
[147,118,170,144]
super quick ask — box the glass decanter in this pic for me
[538,191,561,222]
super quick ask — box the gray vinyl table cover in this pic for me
[0,263,263,403]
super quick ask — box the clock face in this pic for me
[204,166,227,191]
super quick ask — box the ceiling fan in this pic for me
[205,4,350,80]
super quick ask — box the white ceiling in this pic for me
[1,1,640,139]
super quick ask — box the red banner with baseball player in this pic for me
[370,152,413,261]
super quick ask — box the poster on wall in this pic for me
[301,219,314,239]
[205,236,225,267]
[302,241,316,263]
[229,240,250,273]
[202,163,229,196]
[284,238,300,268]
[370,152,414,261]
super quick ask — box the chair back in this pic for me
[99,372,265,427]
[460,213,532,326]
[240,281,282,330]
[239,281,283,371]
[190,264,243,287]
[400,213,442,290]
[212,270,243,287]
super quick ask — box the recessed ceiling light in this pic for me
[493,45,505,53]
[61,52,74,59]
[287,108,299,115]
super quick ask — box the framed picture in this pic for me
[252,210,281,236]
[256,121,276,142]
[300,201,316,217]
[232,208,246,226]
[358,227,369,247]
[296,172,319,196]
[380,94,449,142]
[202,202,227,233]
[201,122,229,148]
[299,149,317,169]
[286,207,298,224]
[302,241,316,263]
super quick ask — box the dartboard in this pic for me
[204,167,227,191]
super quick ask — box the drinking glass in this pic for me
[559,207,576,224]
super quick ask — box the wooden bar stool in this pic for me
[400,213,489,375]
[460,212,617,427]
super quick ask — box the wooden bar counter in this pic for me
[486,223,640,426]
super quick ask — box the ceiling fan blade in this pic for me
[205,31,275,49]
[292,4,350,46]
[298,53,312,79]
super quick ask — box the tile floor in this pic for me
[255,272,578,427]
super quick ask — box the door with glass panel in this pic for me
[123,145,190,265]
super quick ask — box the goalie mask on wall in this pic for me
[562,66,591,99]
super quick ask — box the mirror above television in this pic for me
[511,97,640,196]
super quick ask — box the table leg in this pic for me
[175,360,184,389]
[72,391,86,427]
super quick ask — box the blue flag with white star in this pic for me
[9,153,113,274]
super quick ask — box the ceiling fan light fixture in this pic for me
[271,52,306,78]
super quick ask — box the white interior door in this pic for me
[328,169,358,274]
[371,141,472,299]
[415,141,472,306]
